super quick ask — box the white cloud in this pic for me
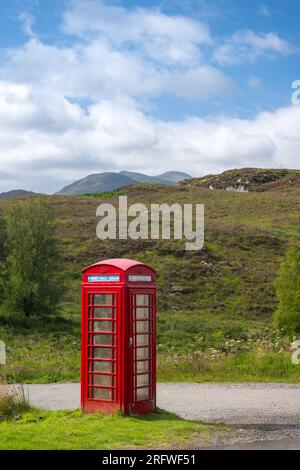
[19,11,36,38]
[214,30,296,65]
[258,4,271,17]
[62,0,212,65]
[0,0,298,193]
[0,79,299,193]
[0,37,232,102]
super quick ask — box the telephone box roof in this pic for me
[82,258,155,273]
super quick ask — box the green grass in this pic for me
[0,409,215,450]
[1,313,299,384]
[158,350,300,383]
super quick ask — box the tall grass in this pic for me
[158,346,300,383]
[0,385,30,420]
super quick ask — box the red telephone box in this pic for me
[81,258,156,416]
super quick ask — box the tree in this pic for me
[4,197,63,317]
[0,215,7,304]
[274,244,300,335]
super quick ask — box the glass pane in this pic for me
[136,321,149,333]
[137,374,149,387]
[92,307,113,318]
[92,348,112,359]
[136,294,149,306]
[136,334,149,347]
[90,320,112,332]
[92,374,112,387]
[137,387,149,401]
[136,361,149,373]
[136,348,149,360]
[93,334,112,346]
[136,308,149,320]
[92,388,111,400]
[90,361,113,373]
[93,294,114,305]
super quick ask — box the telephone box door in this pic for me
[82,289,121,413]
[129,290,156,415]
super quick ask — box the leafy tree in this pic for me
[0,215,7,304]
[274,245,300,335]
[4,197,63,317]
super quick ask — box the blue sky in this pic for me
[0,0,299,192]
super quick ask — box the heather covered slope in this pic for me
[180,168,300,192]
[0,168,300,383]
[49,169,300,322]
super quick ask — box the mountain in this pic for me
[179,168,300,192]
[0,190,37,200]
[120,171,191,184]
[57,170,192,195]
[158,171,191,183]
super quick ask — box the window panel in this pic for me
[136,308,149,320]
[92,388,111,400]
[92,374,112,387]
[136,387,149,401]
[137,374,149,387]
[136,334,149,347]
[135,294,149,306]
[136,348,149,360]
[136,361,149,373]
[92,348,112,359]
[93,334,112,346]
[93,294,114,305]
[136,321,149,333]
[91,361,114,373]
[90,320,112,332]
[92,307,113,319]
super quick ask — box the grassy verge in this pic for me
[0,314,299,384]
[1,336,299,384]
[0,408,216,450]
[158,350,300,383]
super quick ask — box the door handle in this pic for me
[129,337,133,347]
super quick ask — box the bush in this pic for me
[274,245,300,335]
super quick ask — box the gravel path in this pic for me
[5,382,300,449]
[16,382,300,425]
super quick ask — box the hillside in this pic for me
[1,167,300,383]
[1,167,299,326]
[44,168,300,325]
[57,170,191,195]
[1,167,298,322]
[180,168,300,192]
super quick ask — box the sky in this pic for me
[0,0,299,193]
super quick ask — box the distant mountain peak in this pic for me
[0,189,38,200]
[57,170,192,195]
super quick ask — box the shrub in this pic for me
[274,245,300,335]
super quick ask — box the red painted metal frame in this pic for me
[81,259,156,416]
